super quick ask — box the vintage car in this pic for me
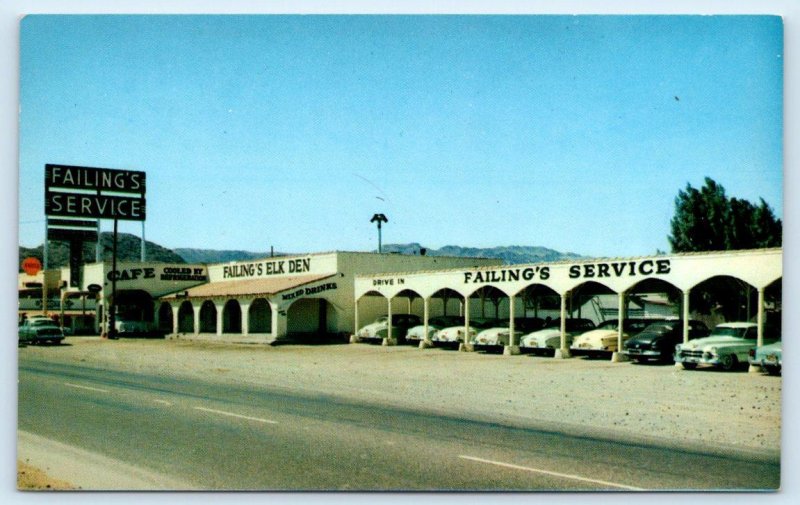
[749,341,782,376]
[674,322,770,371]
[355,313,422,343]
[472,317,545,350]
[519,318,596,355]
[569,318,662,357]
[405,316,464,342]
[622,319,709,363]
[430,317,499,346]
[115,319,155,336]
[19,318,65,345]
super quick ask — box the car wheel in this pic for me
[681,362,697,370]
[765,365,781,376]
[719,354,738,371]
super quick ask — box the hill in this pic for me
[20,238,583,270]
[18,232,185,271]
[173,248,278,264]
[173,243,583,265]
[381,243,583,264]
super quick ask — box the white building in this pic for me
[354,248,782,356]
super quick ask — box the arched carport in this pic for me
[157,302,173,333]
[285,297,340,341]
[248,298,272,333]
[177,300,194,333]
[199,300,217,333]
[353,249,782,369]
[113,289,155,328]
[223,299,242,334]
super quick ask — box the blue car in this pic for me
[749,341,782,376]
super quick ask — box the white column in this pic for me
[350,297,361,343]
[215,300,225,336]
[171,304,180,334]
[504,295,520,355]
[682,289,690,344]
[611,291,628,362]
[460,295,473,352]
[270,303,287,341]
[241,300,250,336]
[420,297,432,349]
[382,296,395,346]
[192,302,201,335]
[749,286,767,374]
[554,292,571,359]
[354,297,360,334]
[757,287,765,348]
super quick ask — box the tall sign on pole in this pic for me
[44,164,146,336]
[370,213,388,254]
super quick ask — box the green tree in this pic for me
[668,177,781,252]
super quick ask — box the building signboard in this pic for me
[45,164,146,194]
[44,190,146,221]
[44,164,146,221]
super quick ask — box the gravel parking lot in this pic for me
[19,336,781,457]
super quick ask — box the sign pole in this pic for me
[109,219,118,339]
[42,217,49,316]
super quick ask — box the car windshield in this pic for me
[566,320,595,331]
[597,320,619,330]
[431,317,462,327]
[30,320,55,327]
[642,323,676,334]
[710,326,750,338]
[374,316,388,324]
[471,319,498,329]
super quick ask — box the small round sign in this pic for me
[22,257,42,276]
[87,284,103,293]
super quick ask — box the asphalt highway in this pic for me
[18,355,780,491]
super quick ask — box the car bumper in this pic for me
[749,355,782,369]
[622,349,664,358]
[570,344,615,354]
[674,354,722,366]
[431,334,461,343]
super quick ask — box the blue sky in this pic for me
[18,14,783,257]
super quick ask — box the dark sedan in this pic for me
[622,319,709,363]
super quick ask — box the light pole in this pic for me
[370,213,388,253]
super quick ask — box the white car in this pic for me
[520,318,596,355]
[675,322,771,371]
[431,318,498,346]
[472,318,544,349]
[405,316,463,342]
[748,341,782,376]
[355,314,422,343]
[569,318,660,357]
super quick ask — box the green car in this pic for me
[19,319,65,345]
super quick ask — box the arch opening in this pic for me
[157,302,173,333]
[223,299,242,334]
[248,298,272,333]
[199,300,217,333]
[178,301,194,333]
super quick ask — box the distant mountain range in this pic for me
[172,243,583,265]
[380,243,583,264]
[18,232,185,271]
[19,238,581,271]
[173,248,280,264]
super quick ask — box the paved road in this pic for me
[18,355,780,491]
